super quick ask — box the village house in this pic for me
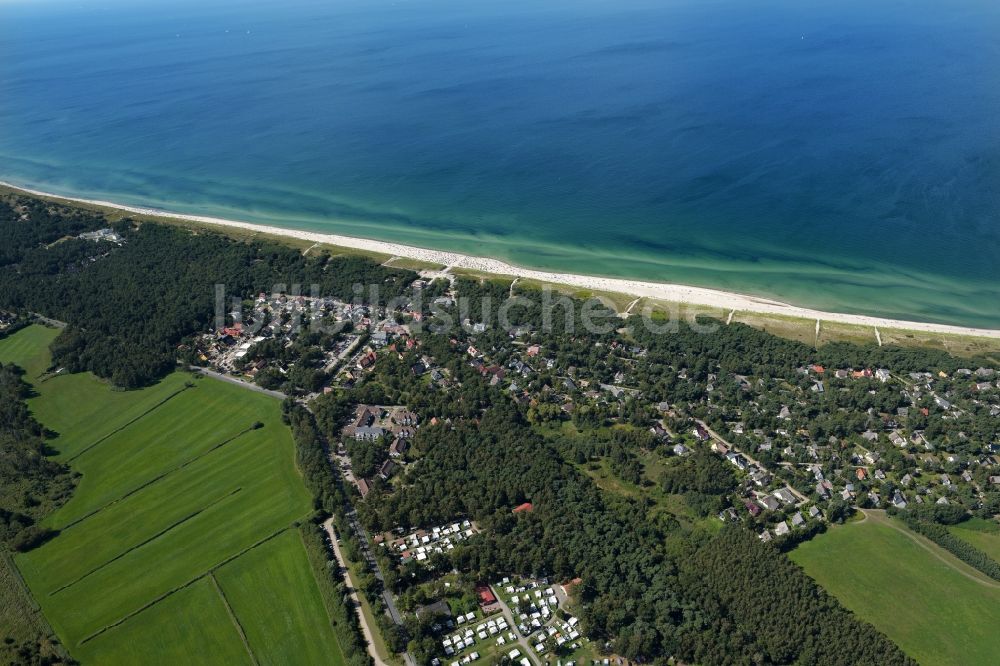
[389,438,409,457]
[773,488,797,505]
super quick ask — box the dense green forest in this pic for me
[0,194,414,388]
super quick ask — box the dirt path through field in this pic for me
[862,510,1000,589]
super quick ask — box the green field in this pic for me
[215,530,346,665]
[0,325,345,664]
[949,517,1000,563]
[76,578,254,666]
[791,512,1000,666]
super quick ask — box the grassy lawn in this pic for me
[514,278,638,314]
[880,327,1000,360]
[949,518,1000,562]
[383,256,445,271]
[627,297,728,323]
[47,383,269,526]
[731,312,818,345]
[790,514,1000,666]
[73,578,253,666]
[215,530,346,666]
[0,326,194,462]
[0,324,60,377]
[816,320,879,346]
[0,325,344,663]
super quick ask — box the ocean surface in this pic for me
[1,0,998,327]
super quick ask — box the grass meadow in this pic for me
[0,325,345,665]
[949,517,1000,562]
[790,514,1000,666]
[215,530,346,665]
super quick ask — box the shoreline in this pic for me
[3,179,999,340]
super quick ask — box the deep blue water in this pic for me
[1,0,998,326]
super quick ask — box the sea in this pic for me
[1,0,998,327]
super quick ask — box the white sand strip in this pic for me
[3,181,998,339]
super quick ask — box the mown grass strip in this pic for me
[51,488,244,596]
[78,525,293,646]
[65,385,192,463]
[59,426,256,531]
[210,573,260,666]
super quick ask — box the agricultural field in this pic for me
[0,325,344,664]
[214,530,346,666]
[790,512,1000,666]
[949,518,1000,563]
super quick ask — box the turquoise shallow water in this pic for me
[0,0,998,326]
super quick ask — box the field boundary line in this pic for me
[51,488,244,596]
[78,525,293,646]
[210,572,260,666]
[864,510,1000,589]
[59,425,258,531]
[65,385,193,462]
[2,550,41,612]
[77,575,204,646]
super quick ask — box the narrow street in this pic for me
[187,365,288,400]
[342,505,415,666]
[696,418,809,504]
[491,587,537,666]
[323,518,389,666]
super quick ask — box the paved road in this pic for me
[30,313,67,328]
[343,506,415,666]
[323,518,389,666]
[325,335,363,373]
[187,366,288,400]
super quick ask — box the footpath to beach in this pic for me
[4,181,999,340]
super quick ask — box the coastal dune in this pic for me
[4,181,999,340]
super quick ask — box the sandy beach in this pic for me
[3,180,999,340]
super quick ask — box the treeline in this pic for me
[0,363,76,552]
[630,318,992,389]
[891,509,1000,581]
[680,527,914,665]
[0,317,31,343]
[0,361,77,664]
[281,400,374,666]
[360,402,912,664]
[436,276,620,337]
[288,396,420,659]
[299,523,373,666]
[0,193,415,388]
